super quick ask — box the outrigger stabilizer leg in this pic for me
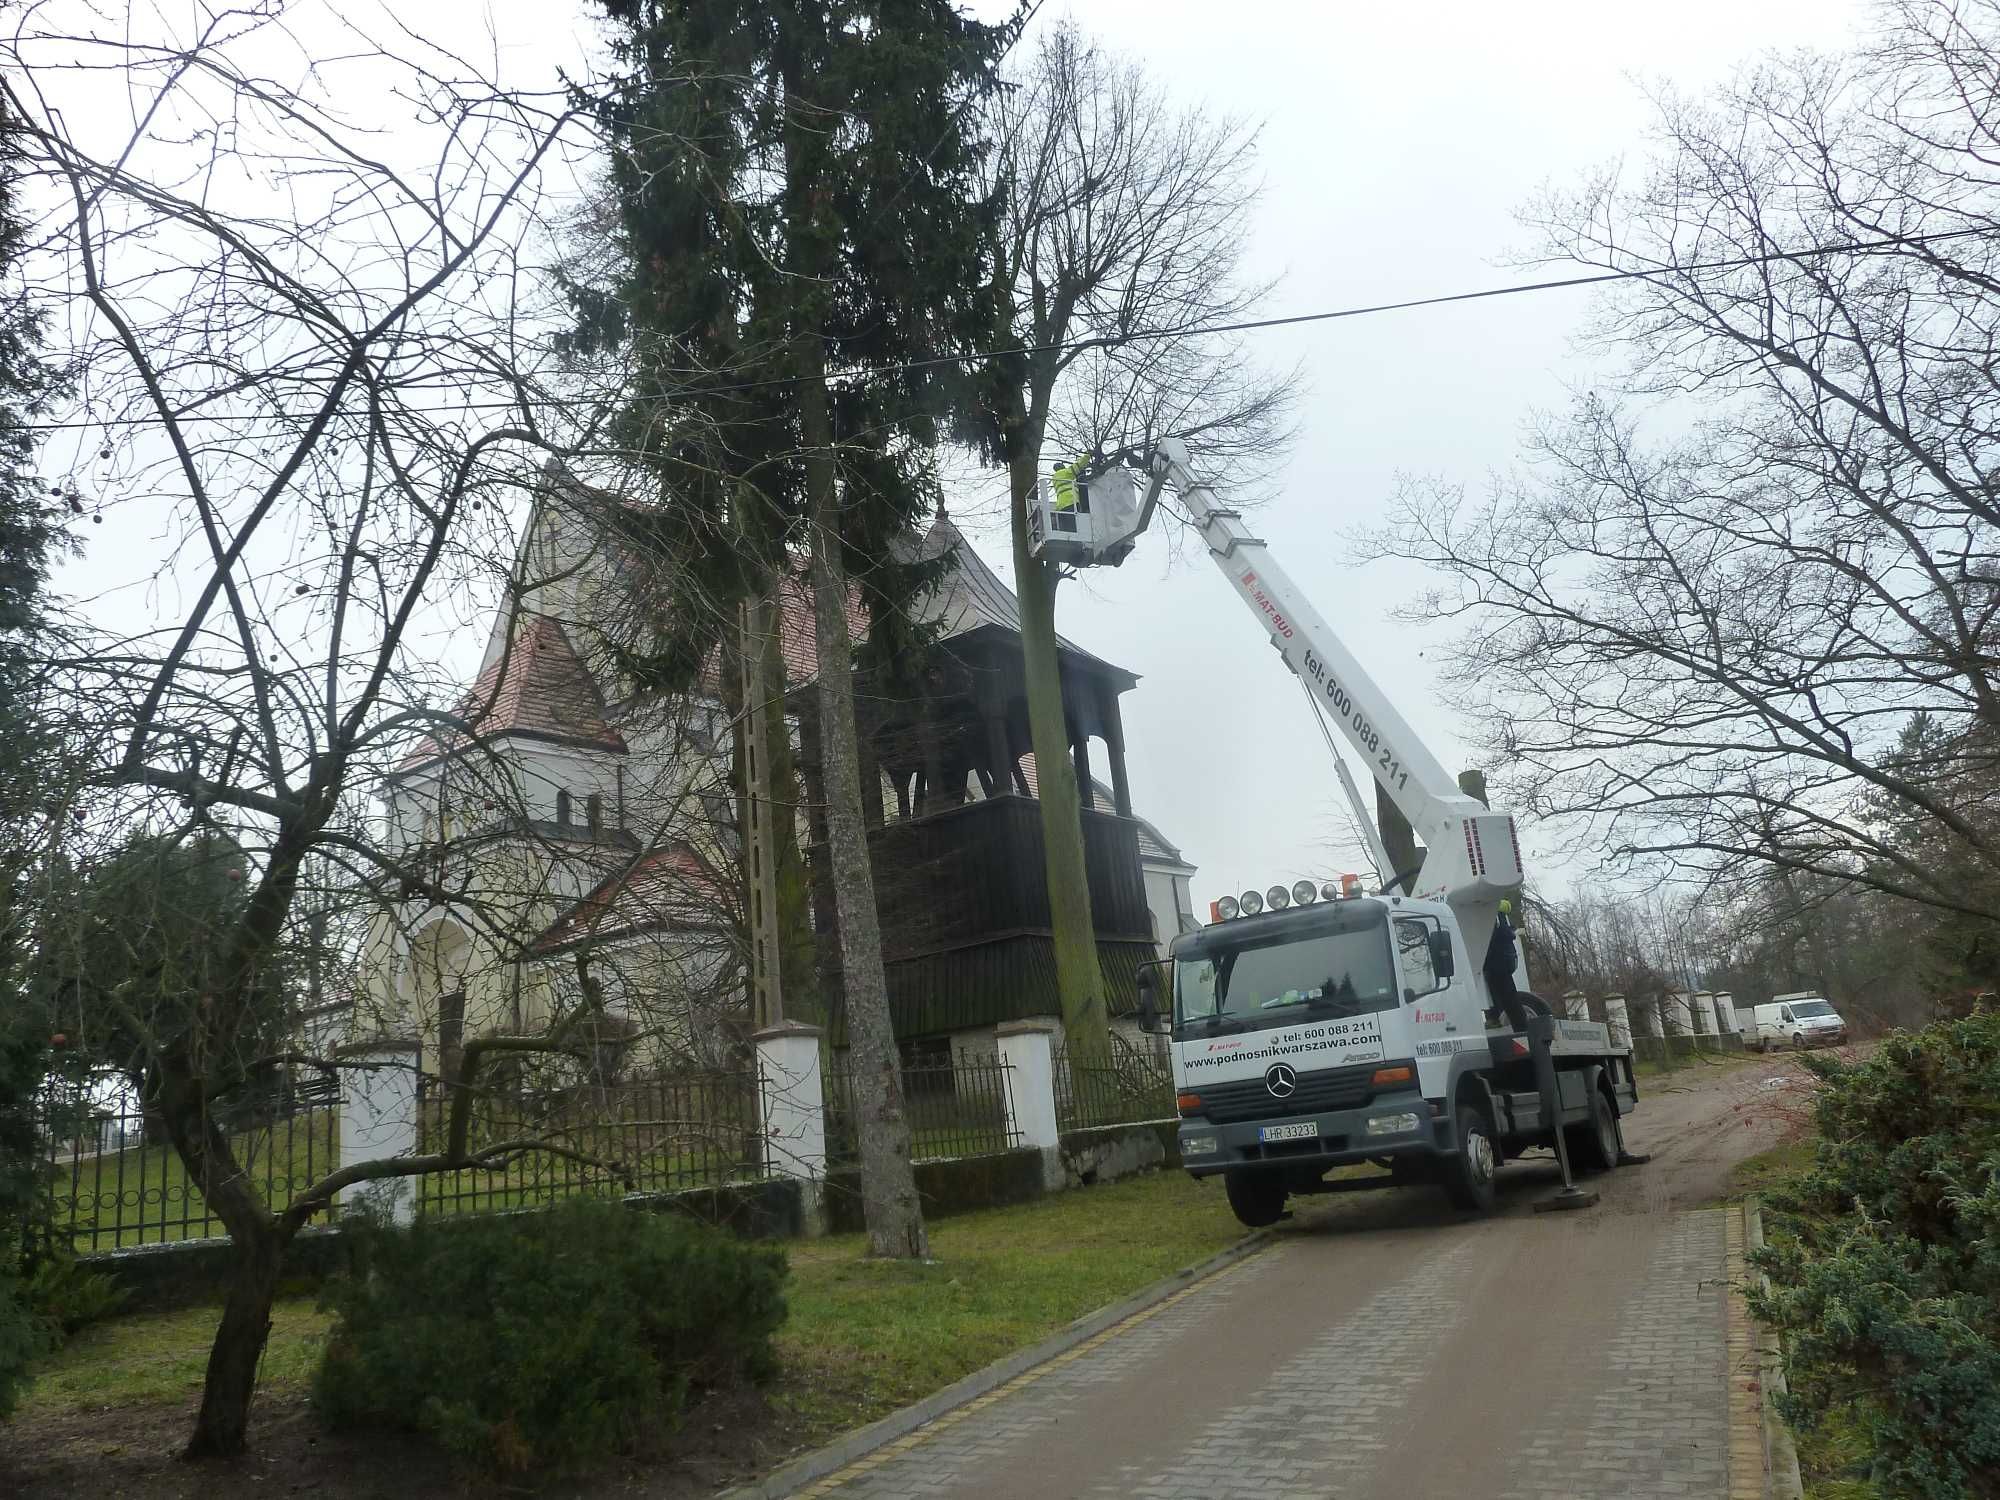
[1526,1016,1599,1213]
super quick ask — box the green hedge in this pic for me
[315,1199,788,1473]
[1750,1012,2000,1500]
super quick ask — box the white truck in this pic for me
[1037,440,1641,1226]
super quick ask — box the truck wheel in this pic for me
[1791,1031,1806,1051]
[1224,1171,1287,1228]
[1568,1085,1620,1173]
[1442,1105,1498,1213]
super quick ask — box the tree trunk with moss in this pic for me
[971,26,1296,1066]
[998,374,1111,1065]
[762,622,819,1025]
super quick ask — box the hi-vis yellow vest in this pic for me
[1051,458,1084,511]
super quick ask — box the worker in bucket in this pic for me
[1051,457,1085,512]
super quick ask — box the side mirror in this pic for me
[1136,966,1164,1034]
[1429,929,1456,980]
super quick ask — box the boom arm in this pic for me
[1139,439,1525,926]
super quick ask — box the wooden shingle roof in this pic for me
[773,516,1134,688]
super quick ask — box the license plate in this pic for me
[1258,1121,1317,1143]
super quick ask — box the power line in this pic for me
[23,223,1986,438]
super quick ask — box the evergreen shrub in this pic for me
[315,1198,787,1472]
[1751,1012,2000,1499]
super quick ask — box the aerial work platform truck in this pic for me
[1032,440,1641,1226]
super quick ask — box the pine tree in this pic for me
[582,0,1012,1255]
[0,84,62,1418]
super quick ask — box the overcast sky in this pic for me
[43,0,1874,911]
[942,0,1871,911]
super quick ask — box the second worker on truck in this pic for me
[1483,900,1536,1031]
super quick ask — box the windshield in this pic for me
[1790,1000,1836,1019]
[1175,921,1397,1033]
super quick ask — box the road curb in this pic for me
[720,1226,1279,1500]
[1741,1200,1805,1500]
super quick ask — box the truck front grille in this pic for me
[1197,1062,1378,1122]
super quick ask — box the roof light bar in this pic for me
[1210,878,1369,918]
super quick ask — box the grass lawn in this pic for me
[771,1170,1245,1442]
[21,1297,333,1415]
[1727,1132,1817,1200]
[22,1168,1247,1450]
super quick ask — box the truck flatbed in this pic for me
[1484,1016,1628,1063]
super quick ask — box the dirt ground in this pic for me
[1605,1048,1832,1212]
[1,1382,810,1499]
[0,1047,1836,1499]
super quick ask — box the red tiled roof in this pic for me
[400,613,626,772]
[531,842,731,954]
[773,568,865,688]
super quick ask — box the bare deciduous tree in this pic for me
[3,1,637,1455]
[978,22,1297,1059]
[1371,0,2000,931]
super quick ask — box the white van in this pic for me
[1750,993,1848,1051]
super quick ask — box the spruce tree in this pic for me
[582,0,1012,1255]
[0,85,62,1417]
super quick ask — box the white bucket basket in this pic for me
[1026,466,1143,567]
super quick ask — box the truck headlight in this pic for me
[1365,1112,1421,1137]
[1182,1134,1219,1157]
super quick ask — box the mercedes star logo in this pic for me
[1265,1063,1298,1099]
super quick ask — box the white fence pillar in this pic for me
[754,1021,827,1235]
[1691,990,1714,1037]
[1561,989,1591,1021]
[335,1037,422,1225]
[1603,993,1632,1050]
[996,1019,1062,1189]
[1713,990,1739,1035]
[1667,991,1693,1036]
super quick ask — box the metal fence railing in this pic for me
[1054,1039,1176,1133]
[824,1052,1019,1166]
[416,1071,763,1218]
[44,1086,339,1253]
[39,1068,765,1248]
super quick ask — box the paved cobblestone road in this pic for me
[792,1058,1798,1500]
